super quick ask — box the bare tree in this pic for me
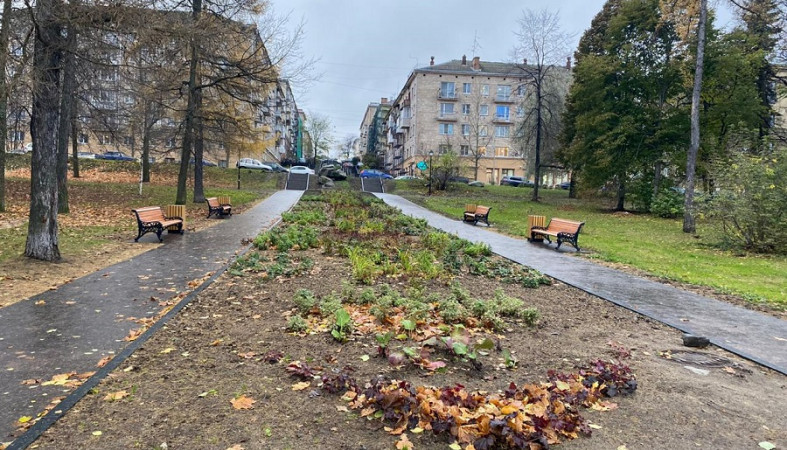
[0,0,12,212]
[305,112,334,164]
[513,8,572,201]
[684,0,708,233]
[457,79,494,181]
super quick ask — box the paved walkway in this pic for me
[0,190,303,441]
[376,193,787,375]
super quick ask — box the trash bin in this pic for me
[527,215,546,242]
[165,205,185,231]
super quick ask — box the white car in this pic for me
[289,165,314,174]
[394,175,419,180]
[77,152,97,159]
[237,158,272,171]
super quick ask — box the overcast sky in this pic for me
[270,0,736,149]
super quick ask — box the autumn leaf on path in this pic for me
[123,327,144,342]
[42,372,77,386]
[226,445,245,450]
[291,381,311,391]
[230,395,256,410]
[103,390,129,401]
[96,356,112,368]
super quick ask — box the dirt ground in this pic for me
[21,213,787,450]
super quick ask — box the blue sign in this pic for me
[416,161,428,171]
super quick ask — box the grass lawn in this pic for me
[0,158,280,265]
[392,180,787,308]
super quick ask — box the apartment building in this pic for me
[359,98,392,160]
[5,7,299,168]
[386,55,570,185]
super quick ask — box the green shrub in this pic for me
[319,293,343,317]
[651,188,684,218]
[702,148,787,254]
[286,315,308,332]
[463,241,492,257]
[293,289,316,313]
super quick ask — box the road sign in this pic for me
[416,161,428,171]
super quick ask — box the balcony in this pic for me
[492,115,512,124]
[437,90,457,101]
[437,112,458,122]
[495,94,515,103]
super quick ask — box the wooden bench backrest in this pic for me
[206,197,220,208]
[134,206,166,223]
[547,218,583,234]
[465,204,476,213]
[475,206,490,215]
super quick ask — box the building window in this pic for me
[517,85,526,96]
[98,134,112,145]
[78,133,89,144]
[439,123,454,135]
[495,126,510,138]
[460,145,470,156]
[480,104,489,116]
[462,104,470,115]
[218,142,225,150]
[440,103,454,117]
[495,147,509,157]
[501,168,514,177]
[479,126,488,137]
[481,84,490,96]
[496,85,511,101]
[461,124,470,136]
[439,82,456,99]
[9,130,23,141]
[516,106,525,118]
[479,146,487,155]
[463,83,471,94]
[496,106,510,120]
[438,144,451,154]
[166,137,176,148]
[123,136,133,146]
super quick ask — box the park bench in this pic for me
[206,197,232,218]
[132,206,184,242]
[530,217,584,251]
[463,204,491,226]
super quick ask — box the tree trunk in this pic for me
[142,101,152,182]
[0,0,12,212]
[568,170,577,199]
[531,81,543,202]
[71,104,79,178]
[57,23,77,214]
[683,0,707,233]
[26,0,63,261]
[653,160,663,198]
[176,0,202,205]
[615,178,626,211]
[193,89,205,203]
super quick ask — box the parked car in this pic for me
[360,169,393,179]
[500,176,525,187]
[447,176,470,184]
[189,158,217,167]
[289,165,314,174]
[98,151,136,161]
[394,175,419,181]
[559,181,571,190]
[77,152,97,159]
[263,162,289,173]
[237,158,272,171]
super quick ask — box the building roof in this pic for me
[416,59,531,77]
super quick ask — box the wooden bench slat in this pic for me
[462,204,491,227]
[206,197,232,218]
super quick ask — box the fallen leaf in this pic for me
[410,427,424,434]
[230,395,256,410]
[723,367,736,375]
[96,356,112,368]
[395,434,413,450]
[588,423,602,430]
[17,416,32,424]
[92,431,102,436]
[616,446,628,450]
[210,339,223,346]
[291,382,311,391]
[159,347,176,354]
[35,300,46,306]
[774,336,786,342]
[360,354,370,362]
[226,445,245,450]
[21,379,40,385]
[103,390,129,401]
[336,405,349,412]
[238,352,256,359]
[449,443,462,450]
[759,442,776,450]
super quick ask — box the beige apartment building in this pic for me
[386,55,570,185]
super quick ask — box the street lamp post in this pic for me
[428,150,434,195]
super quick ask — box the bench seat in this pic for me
[206,197,232,218]
[463,205,491,226]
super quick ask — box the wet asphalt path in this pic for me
[0,190,303,441]
[376,193,787,375]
